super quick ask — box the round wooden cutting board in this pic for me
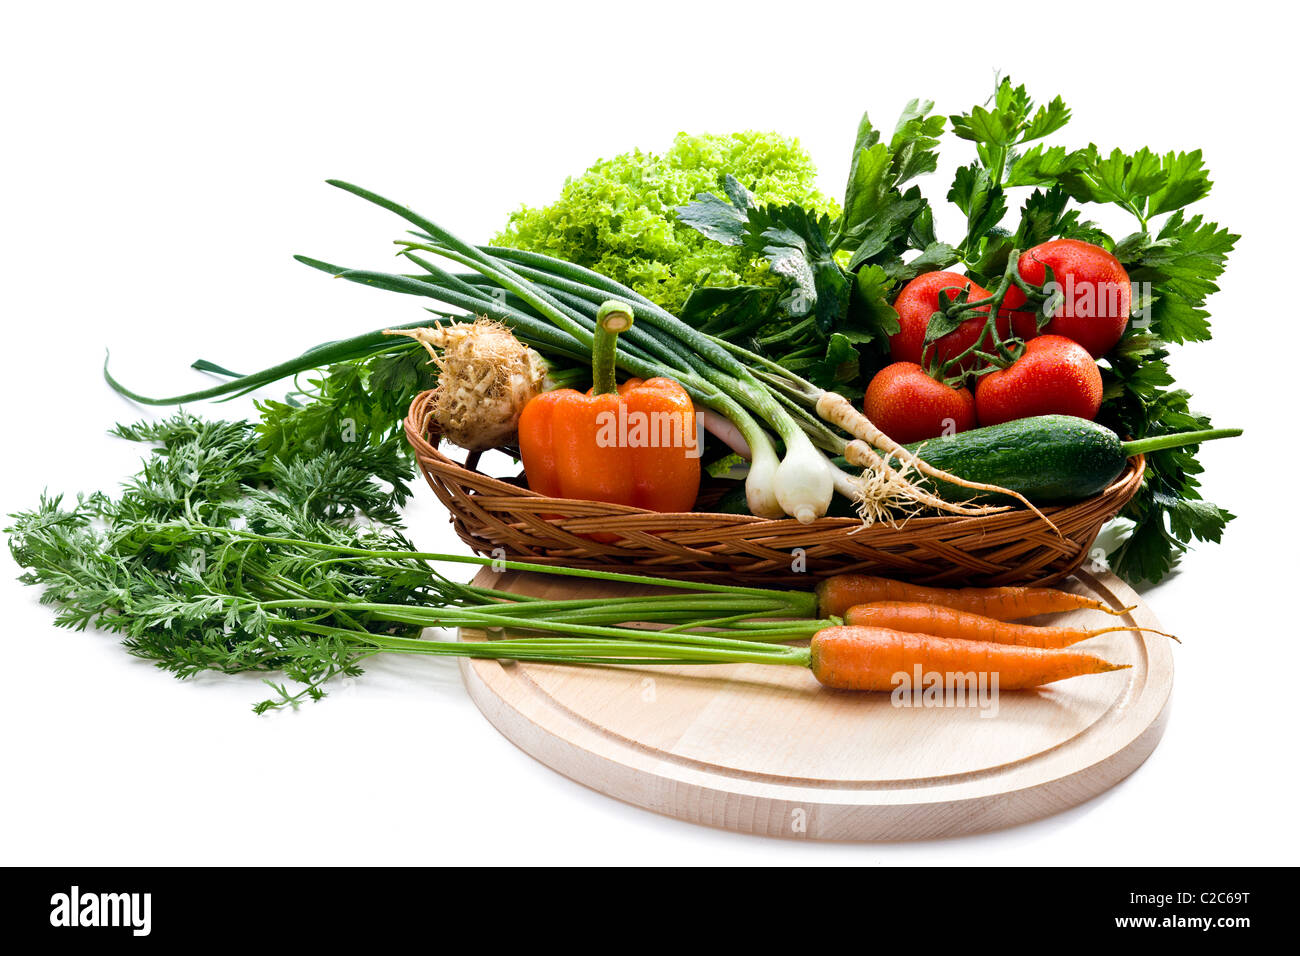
[457,568,1173,841]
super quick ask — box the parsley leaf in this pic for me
[741,203,850,332]
[949,78,1069,172]
[1148,150,1214,217]
[1004,144,1094,188]
[1061,147,1216,229]
[887,99,947,186]
[808,332,862,392]
[679,284,783,339]
[1117,211,1239,343]
[835,101,943,270]
[255,345,437,494]
[851,264,902,341]
[949,163,1008,248]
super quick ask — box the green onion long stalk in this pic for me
[101,181,1010,522]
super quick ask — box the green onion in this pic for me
[106,181,1032,523]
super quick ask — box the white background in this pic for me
[2,1,1297,865]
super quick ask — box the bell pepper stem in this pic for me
[593,300,635,395]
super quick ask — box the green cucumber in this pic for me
[899,415,1242,504]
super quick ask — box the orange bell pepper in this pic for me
[517,301,700,513]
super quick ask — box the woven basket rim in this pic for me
[404,388,1145,585]
[402,388,1145,529]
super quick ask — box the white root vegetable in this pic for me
[696,395,976,525]
[386,319,548,451]
[772,430,836,524]
[744,440,785,519]
[691,404,784,517]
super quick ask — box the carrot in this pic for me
[816,575,1133,621]
[809,626,1129,691]
[842,602,1178,648]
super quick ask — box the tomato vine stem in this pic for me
[923,249,1059,383]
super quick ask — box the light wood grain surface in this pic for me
[458,569,1173,841]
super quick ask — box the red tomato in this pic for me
[1000,239,1132,358]
[864,362,978,444]
[890,271,1010,371]
[975,335,1103,426]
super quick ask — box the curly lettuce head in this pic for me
[495,131,836,313]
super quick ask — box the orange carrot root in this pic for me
[843,602,1179,648]
[809,626,1128,691]
[817,574,1128,621]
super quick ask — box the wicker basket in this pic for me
[404,390,1144,587]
